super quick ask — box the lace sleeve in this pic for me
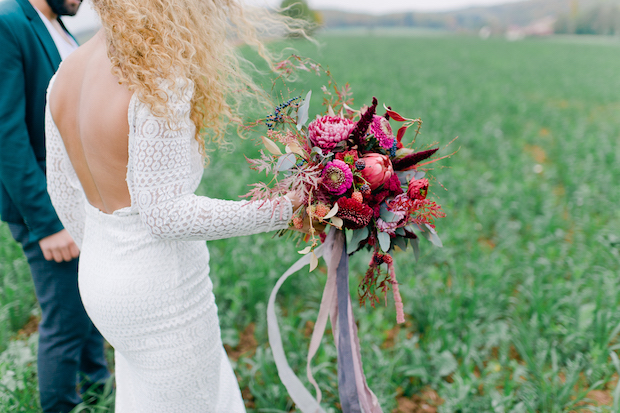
[129,79,292,241]
[45,95,86,248]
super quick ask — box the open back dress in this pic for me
[45,76,292,412]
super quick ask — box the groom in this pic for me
[0,0,110,412]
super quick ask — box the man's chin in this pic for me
[64,7,80,16]
[47,0,82,17]
[62,4,81,16]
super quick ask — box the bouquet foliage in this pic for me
[244,56,453,323]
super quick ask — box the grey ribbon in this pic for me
[336,232,362,413]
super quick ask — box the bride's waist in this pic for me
[81,203,209,258]
[85,206,171,250]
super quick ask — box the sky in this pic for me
[63,0,524,33]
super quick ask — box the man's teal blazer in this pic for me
[0,0,70,242]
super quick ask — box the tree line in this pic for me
[555,3,620,35]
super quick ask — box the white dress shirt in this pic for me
[35,8,78,60]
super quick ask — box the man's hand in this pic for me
[38,229,79,262]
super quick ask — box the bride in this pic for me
[45,0,311,411]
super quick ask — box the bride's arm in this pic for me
[45,98,87,249]
[130,79,293,241]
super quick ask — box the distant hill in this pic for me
[319,0,613,33]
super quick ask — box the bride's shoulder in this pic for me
[157,76,195,102]
[132,76,196,131]
[55,31,102,80]
[132,76,194,120]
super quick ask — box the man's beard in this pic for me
[46,0,80,16]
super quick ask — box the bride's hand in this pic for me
[285,191,304,211]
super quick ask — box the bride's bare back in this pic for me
[49,30,132,214]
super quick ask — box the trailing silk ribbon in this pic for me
[333,230,383,413]
[267,243,327,413]
[267,229,383,413]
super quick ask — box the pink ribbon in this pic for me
[268,229,383,412]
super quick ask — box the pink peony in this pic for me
[360,153,393,190]
[322,159,354,195]
[368,115,395,150]
[308,116,355,150]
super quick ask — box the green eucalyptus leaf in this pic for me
[377,232,391,252]
[411,237,420,261]
[425,224,443,248]
[297,90,312,130]
[393,236,408,251]
[415,223,432,242]
[380,203,398,223]
[348,226,369,254]
[275,153,297,172]
[396,171,415,182]
[311,146,323,157]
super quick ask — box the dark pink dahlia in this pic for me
[336,197,374,229]
[384,174,403,194]
[321,159,353,195]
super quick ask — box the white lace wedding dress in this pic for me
[45,77,292,412]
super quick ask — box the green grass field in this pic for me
[1,32,620,412]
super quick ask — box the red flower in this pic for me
[336,197,374,229]
[335,150,359,166]
[384,174,403,193]
[407,178,429,200]
[366,190,391,216]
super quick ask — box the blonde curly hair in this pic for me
[92,0,308,155]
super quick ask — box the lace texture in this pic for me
[46,76,292,245]
[45,92,87,247]
[45,76,293,412]
[127,77,291,240]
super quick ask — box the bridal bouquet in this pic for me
[245,56,452,413]
[245,60,448,323]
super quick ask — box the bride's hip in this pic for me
[77,235,214,333]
